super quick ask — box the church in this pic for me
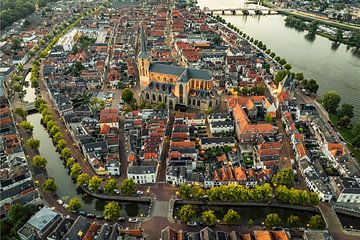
[138,26,219,110]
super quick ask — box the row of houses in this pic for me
[0,95,41,217]
[17,207,145,240]
[280,97,360,203]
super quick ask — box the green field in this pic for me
[329,114,360,162]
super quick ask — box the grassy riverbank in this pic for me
[280,11,360,32]
[329,114,360,162]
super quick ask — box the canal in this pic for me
[198,0,360,121]
[174,202,322,227]
[27,113,149,217]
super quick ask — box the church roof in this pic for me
[150,63,211,81]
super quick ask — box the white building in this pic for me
[127,165,157,184]
[305,171,333,202]
[331,177,360,203]
[209,120,234,135]
[166,166,187,185]
[200,137,235,150]
[105,160,120,176]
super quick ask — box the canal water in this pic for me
[174,202,320,227]
[27,113,149,216]
[198,0,360,121]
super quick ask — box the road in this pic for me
[295,90,360,174]
[156,112,174,182]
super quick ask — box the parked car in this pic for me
[87,213,95,218]
[79,211,86,216]
[187,222,198,227]
[57,199,64,205]
[118,217,126,221]
[128,217,138,223]
[96,215,104,220]
[136,190,144,195]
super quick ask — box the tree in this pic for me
[49,125,60,137]
[248,218,255,226]
[265,49,271,54]
[77,173,90,186]
[323,91,341,114]
[202,209,217,226]
[42,178,57,192]
[66,157,76,168]
[212,35,222,45]
[265,113,273,123]
[287,215,300,229]
[278,58,287,65]
[32,155,47,168]
[223,209,240,224]
[264,213,282,228]
[272,168,294,188]
[352,121,360,136]
[284,64,292,71]
[352,135,360,148]
[70,163,81,177]
[13,83,22,93]
[308,214,325,229]
[338,103,354,119]
[104,179,118,194]
[304,79,319,94]
[15,107,28,118]
[88,176,102,192]
[11,38,21,50]
[179,204,196,223]
[179,184,192,199]
[122,88,134,104]
[61,148,71,159]
[56,139,66,150]
[67,197,81,212]
[335,29,343,42]
[103,201,122,220]
[26,138,40,150]
[53,132,63,144]
[337,116,351,128]
[274,70,287,85]
[270,52,276,58]
[295,72,304,81]
[120,178,136,195]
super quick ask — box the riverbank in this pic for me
[280,11,360,32]
[282,13,360,48]
[329,114,360,161]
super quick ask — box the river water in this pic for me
[198,0,360,121]
[27,113,149,216]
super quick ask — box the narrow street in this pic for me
[156,112,174,182]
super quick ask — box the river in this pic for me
[27,113,149,217]
[198,0,360,121]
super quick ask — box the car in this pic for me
[62,203,68,209]
[118,217,126,221]
[128,217,138,223]
[87,213,95,218]
[136,190,144,195]
[187,222,198,227]
[57,199,64,205]
[96,215,104,220]
[79,211,86,216]
[114,189,120,194]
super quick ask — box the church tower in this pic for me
[138,24,151,90]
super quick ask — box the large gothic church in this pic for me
[137,26,219,110]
